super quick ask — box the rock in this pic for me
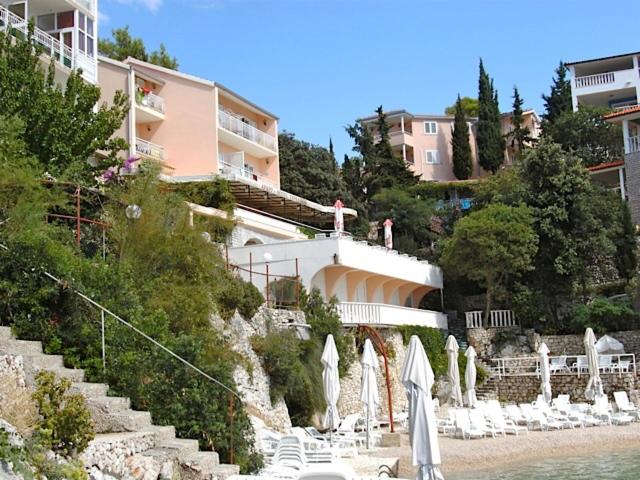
[159,461,174,480]
[125,454,161,480]
[0,419,24,448]
[0,460,22,480]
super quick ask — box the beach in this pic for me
[352,424,640,477]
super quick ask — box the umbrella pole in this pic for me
[366,380,370,450]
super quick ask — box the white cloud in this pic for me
[113,0,164,13]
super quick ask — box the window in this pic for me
[424,121,438,134]
[424,150,441,165]
[78,12,95,57]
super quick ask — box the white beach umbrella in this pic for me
[360,338,379,449]
[321,334,340,440]
[445,335,463,407]
[383,218,394,250]
[584,328,605,405]
[401,336,444,480]
[595,335,625,355]
[538,342,552,404]
[464,346,478,408]
[333,199,344,233]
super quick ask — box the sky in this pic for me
[100,0,638,162]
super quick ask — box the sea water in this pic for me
[448,450,640,479]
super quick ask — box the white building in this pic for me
[1,0,98,84]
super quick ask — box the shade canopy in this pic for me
[595,335,624,355]
[360,339,380,421]
[445,335,463,407]
[538,342,552,404]
[464,346,477,408]
[321,334,341,430]
[401,336,444,480]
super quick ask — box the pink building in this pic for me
[98,56,280,188]
[361,109,540,182]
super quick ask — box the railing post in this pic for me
[295,258,300,307]
[249,252,253,283]
[101,310,106,373]
[265,263,270,307]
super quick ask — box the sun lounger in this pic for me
[571,356,588,374]
[537,401,583,429]
[599,355,613,373]
[520,403,564,430]
[485,401,528,435]
[437,410,456,436]
[469,408,505,437]
[504,404,528,426]
[453,409,485,439]
[613,391,640,420]
[549,355,570,374]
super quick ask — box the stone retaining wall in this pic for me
[493,373,637,404]
[542,330,640,356]
[467,327,535,362]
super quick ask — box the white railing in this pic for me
[574,72,615,88]
[219,159,277,188]
[337,302,448,329]
[465,310,517,328]
[135,138,166,161]
[492,353,636,379]
[0,5,97,83]
[218,109,277,152]
[628,135,640,154]
[137,91,165,114]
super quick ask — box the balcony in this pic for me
[573,68,639,96]
[135,138,166,162]
[135,91,165,123]
[218,152,277,189]
[217,109,277,158]
[336,302,448,329]
[0,4,97,84]
[73,0,96,13]
[628,135,640,154]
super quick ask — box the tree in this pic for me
[477,60,505,174]
[99,26,178,70]
[0,29,129,183]
[517,139,614,322]
[341,155,366,205]
[441,204,538,324]
[345,106,418,201]
[507,87,531,157]
[542,61,572,126]
[445,96,479,118]
[451,95,473,180]
[542,106,623,167]
[277,131,349,206]
[328,137,336,172]
[613,200,637,281]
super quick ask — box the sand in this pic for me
[353,424,640,477]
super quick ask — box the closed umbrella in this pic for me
[584,328,606,409]
[333,199,344,233]
[383,218,394,250]
[321,334,340,444]
[538,342,552,404]
[401,336,444,480]
[445,335,463,407]
[360,339,379,449]
[464,346,477,408]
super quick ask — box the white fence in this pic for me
[135,138,166,161]
[492,353,636,379]
[337,302,448,329]
[466,310,516,328]
[574,72,615,89]
[218,109,277,152]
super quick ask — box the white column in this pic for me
[623,119,630,154]
[634,56,640,104]
[569,66,579,111]
[400,116,405,133]
[402,144,407,162]
[619,167,626,201]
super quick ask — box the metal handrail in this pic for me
[492,353,636,379]
[137,91,165,114]
[218,109,277,151]
[0,241,241,400]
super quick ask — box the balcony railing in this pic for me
[218,109,277,152]
[336,302,448,329]
[135,138,166,161]
[136,91,165,114]
[466,310,517,329]
[0,5,96,83]
[491,353,636,379]
[219,157,276,188]
[574,72,615,88]
[628,135,640,154]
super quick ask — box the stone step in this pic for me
[0,326,13,340]
[144,425,177,445]
[88,396,131,413]
[0,338,43,355]
[72,381,109,397]
[105,409,153,432]
[46,366,85,382]
[159,438,200,460]
[179,451,223,479]
[20,353,64,369]
[209,464,241,479]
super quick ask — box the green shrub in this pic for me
[32,371,95,457]
[216,276,264,321]
[571,297,639,334]
[397,325,447,376]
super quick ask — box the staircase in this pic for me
[446,311,469,351]
[475,358,499,401]
[0,326,239,479]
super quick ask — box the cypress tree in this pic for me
[477,59,505,174]
[451,95,473,180]
[509,86,531,157]
[542,61,572,126]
